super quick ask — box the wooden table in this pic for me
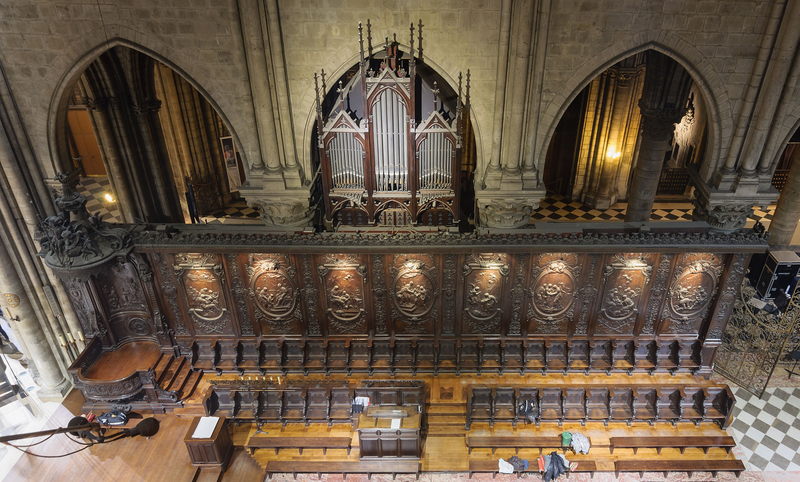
[357,405,421,459]
[183,416,233,473]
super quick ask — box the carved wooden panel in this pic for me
[596,254,654,335]
[94,256,154,340]
[661,253,724,335]
[527,254,581,335]
[174,253,232,335]
[462,254,509,334]
[390,254,437,335]
[246,254,302,335]
[318,254,368,335]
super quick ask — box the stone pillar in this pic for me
[0,241,70,398]
[625,52,692,223]
[574,60,644,209]
[768,146,800,245]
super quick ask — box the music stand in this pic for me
[787,350,800,379]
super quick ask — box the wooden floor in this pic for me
[83,342,162,381]
[7,372,747,481]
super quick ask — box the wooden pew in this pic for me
[468,460,597,479]
[466,436,589,455]
[265,460,420,480]
[615,459,745,478]
[609,436,737,455]
[246,436,352,455]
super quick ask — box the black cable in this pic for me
[1,438,94,458]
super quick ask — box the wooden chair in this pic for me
[568,340,590,374]
[612,339,634,374]
[493,387,516,425]
[564,387,586,425]
[393,340,416,374]
[501,340,524,375]
[466,387,493,429]
[539,388,563,425]
[304,341,327,375]
[680,387,705,426]
[590,340,613,374]
[656,387,681,425]
[329,387,353,425]
[349,340,371,374]
[370,341,393,375]
[633,387,657,425]
[281,388,307,425]
[610,387,633,426]
[524,340,546,374]
[305,387,330,425]
[586,387,610,426]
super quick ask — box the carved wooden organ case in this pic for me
[315,21,465,227]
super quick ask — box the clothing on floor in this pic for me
[561,431,572,448]
[507,455,527,472]
[542,451,569,482]
[498,458,514,474]
[571,432,590,454]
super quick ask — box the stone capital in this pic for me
[475,186,545,229]
[238,180,313,229]
[638,101,686,141]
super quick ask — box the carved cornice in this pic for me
[129,227,768,253]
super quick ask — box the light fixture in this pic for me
[104,193,114,203]
[607,147,621,159]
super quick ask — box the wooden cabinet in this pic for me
[184,417,233,472]
[357,406,421,459]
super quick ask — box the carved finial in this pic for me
[337,80,345,112]
[321,69,326,97]
[367,19,373,57]
[358,21,365,66]
[410,23,415,57]
[432,81,439,111]
[457,72,463,117]
[466,69,471,108]
[314,71,320,113]
[417,19,424,60]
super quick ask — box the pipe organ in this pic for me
[315,21,466,227]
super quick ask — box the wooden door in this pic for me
[67,109,106,176]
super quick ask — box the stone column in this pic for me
[768,146,800,245]
[625,52,692,223]
[0,240,70,398]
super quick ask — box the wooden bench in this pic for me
[468,460,597,479]
[246,436,352,455]
[467,436,589,455]
[609,436,736,455]
[265,460,420,480]
[615,459,746,478]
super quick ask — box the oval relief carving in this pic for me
[253,270,297,319]
[669,270,714,317]
[392,269,435,319]
[530,261,575,319]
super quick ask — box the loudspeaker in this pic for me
[754,250,800,299]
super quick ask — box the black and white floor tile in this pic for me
[728,386,800,472]
[77,177,122,223]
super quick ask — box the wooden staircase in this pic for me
[153,352,203,403]
[426,402,467,436]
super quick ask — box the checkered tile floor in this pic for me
[728,385,800,472]
[203,201,260,220]
[77,177,121,223]
[532,194,777,224]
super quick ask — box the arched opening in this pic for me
[309,38,477,230]
[57,45,252,225]
[540,49,708,222]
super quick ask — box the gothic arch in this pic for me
[537,33,732,185]
[766,101,800,176]
[46,33,247,179]
[301,46,483,181]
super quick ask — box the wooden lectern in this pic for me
[184,416,234,473]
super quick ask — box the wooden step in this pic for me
[166,358,190,392]
[179,368,203,400]
[153,354,174,385]
[427,414,466,425]
[161,357,185,389]
[191,467,222,482]
[174,405,208,418]
[427,405,466,415]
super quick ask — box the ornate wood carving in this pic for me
[662,253,724,334]
[527,254,580,335]
[97,257,148,315]
[389,254,437,334]
[65,277,99,338]
[642,254,674,335]
[707,253,749,340]
[155,253,188,336]
[174,253,231,335]
[596,254,653,335]
[318,254,367,334]
[576,254,600,335]
[508,254,529,335]
[226,254,254,336]
[442,254,457,334]
[246,254,301,335]
[371,254,389,335]
[301,255,322,336]
[462,254,508,334]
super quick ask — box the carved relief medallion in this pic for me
[663,253,723,334]
[246,254,301,335]
[390,254,437,334]
[462,253,508,334]
[174,253,230,335]
[597,253,653,334]
[527,254,580,334]
[318,254,367,334]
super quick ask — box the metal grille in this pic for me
[656,167,690,195]
[372,89,408,192]
[715,279,800,398]
[418,133,453,190]
[328,133,365,189]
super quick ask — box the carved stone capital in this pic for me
[692,198,752,231]
[638,101,686,141]
[478,200,534,229]
[252,201,314,227]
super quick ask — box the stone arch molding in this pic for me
[537,32,733,183]
[301,45,483,180]
[45,27,248,179]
